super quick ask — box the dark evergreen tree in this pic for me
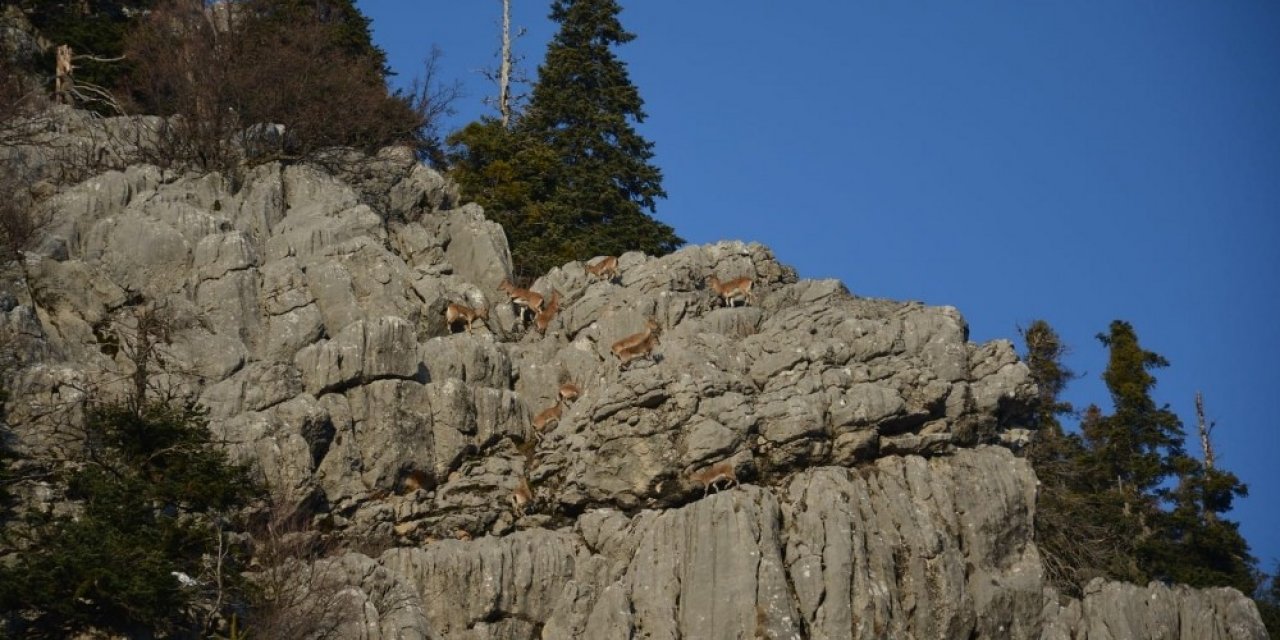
[1020,318,1262,597]
[1021,320,1075,436]
[1020,321,1144,590]
[1020,319,1263,597]
[0,400,260,638]
[451,0,681,276]
[1072,321,1193,586]
[1085,320,1186,524]
[232,0,391,76]
[1021,320,1097,592]
[1147,393,1255,594]
[448,118,559,230]
[1149,454,1255,592]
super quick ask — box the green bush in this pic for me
[0,401,260,638]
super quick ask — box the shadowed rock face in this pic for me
[0,114,1266,639]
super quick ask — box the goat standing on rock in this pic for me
[534,290,561,334]
[585,256,619,282]
[558,382,581,404]
[690,460,739,496]
[708,275,755,308]
[611,318,661,368]
[445,302,488,334]
[511,477,534,517]
[499,279,544,323]
[531,397,563,439]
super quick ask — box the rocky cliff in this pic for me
[0,111,1267,639]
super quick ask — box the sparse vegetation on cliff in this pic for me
[0,2,1274,638]
[1023,319,1258,601]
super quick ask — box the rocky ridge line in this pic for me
[0,112,1266,639]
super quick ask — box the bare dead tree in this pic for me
[0,178,51,267]
[498,0,514,126]
[54,44,73,104]
[0,76,56,305]
[127,304,171,414]
[127,0,462,172]
[482,0,528,125]
[52,44,127,115]
[1195,391,1215,471]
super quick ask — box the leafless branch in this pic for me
[71,54,127,64]
[65,81,127,116]
[243,504,355,639]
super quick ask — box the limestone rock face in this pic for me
[0,116,1265,639]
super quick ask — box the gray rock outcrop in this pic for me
[0,112,1266,639]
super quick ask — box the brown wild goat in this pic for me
[445,302,488,334]
[585,256,619,282]
[400,469,431,494]
[558,382,581,404]
[531,398,563,436]
[511,477,534,516]
[615,331,660,368]
[499,279,544,321]
[707,275,756,308]
[690,460,739,496]
[534,290,561,334]
[610,318,659,358]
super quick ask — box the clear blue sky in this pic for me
[356,1,1280,572]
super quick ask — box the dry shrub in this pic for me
[123,0,239,170]
[229,12,402,159]
[124,0,455,173]
[244,508,357,640]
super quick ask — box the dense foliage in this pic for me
[0,401,260,638]
[11,0,156,108]
[7,0,444,169]
[1022,320,1258,600]
[450,0,682,277]
[123,0,438,170]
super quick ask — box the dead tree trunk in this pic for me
[1195,391,1221,523]
[1195,391,1215,470]
[498,0,513,126]
[55,45,74,104]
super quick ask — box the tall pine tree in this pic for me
[451,0,681,277]
[1021,319,1258,595]
[1086,320,1186,521]
[1021,320,1075,437]
[1151,453,1255,592]
[1020,320,1134,592]
[1148,394,1254,594]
